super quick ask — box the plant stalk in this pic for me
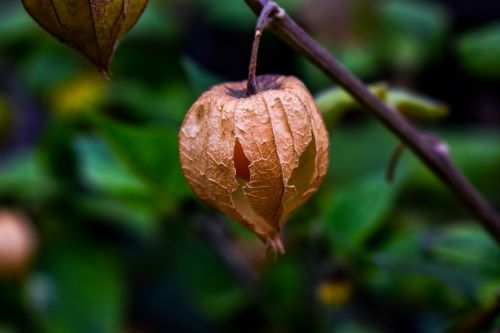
[243,0,500,245]
[246,2,281,96]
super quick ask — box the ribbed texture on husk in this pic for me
[179,75,329,244]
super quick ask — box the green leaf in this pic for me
[377,0,449,71]
[326,121,401,184]
[370,255,474,309]
[430,224,500,278]
[0,152,55,203]
[370,225,497,307]
[316,83,387,124]
[75,135,150,198]
[316,85,447,125]
[458,22,500,78]
[35,245,124,333]
[325,177,399,251]
[75,135,159,233]
[386,89,448,120]
[88,114,190,213]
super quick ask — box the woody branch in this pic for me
[243,0,500,245]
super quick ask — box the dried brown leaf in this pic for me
[22,0,148,74]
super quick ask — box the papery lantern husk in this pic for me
[179,75,329,251]
[22,0,148,73]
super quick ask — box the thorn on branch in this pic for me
[421,133,452,165]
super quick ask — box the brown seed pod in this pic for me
[0,210,37,277]
[22,0,148,74]
[179,75,329,251]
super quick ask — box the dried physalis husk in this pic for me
[22,0,148,74]
[0,209,37,277]
[179,75,329,253]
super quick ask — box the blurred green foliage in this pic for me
[0,0,499,333]
[458,22,500,78]
[376,0,449,71]
[316,83,448,124]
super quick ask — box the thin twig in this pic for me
[386,141,406,183]
[246,1,281,95]
[243,0,500,245]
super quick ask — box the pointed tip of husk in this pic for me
[99,66,112,80]
[264,236,285,260]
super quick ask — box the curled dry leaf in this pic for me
[22,0,148,74]
[179,75,329,252]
